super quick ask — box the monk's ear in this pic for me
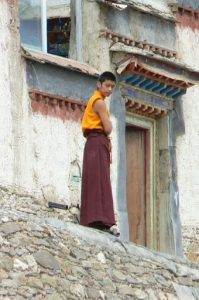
[97,81,101,89]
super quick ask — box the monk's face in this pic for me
[97,80,116,97]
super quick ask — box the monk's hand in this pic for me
[108,138,112,164]
[108,139,112,152]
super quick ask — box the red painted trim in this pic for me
[29,90,86,122]
[170,4,199,16]
[176,12,199,30]
[170,4,199,30]
[125,99,167,118]
[123,63,192,89]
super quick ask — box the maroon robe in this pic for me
[80,131,116,229]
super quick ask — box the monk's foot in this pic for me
[103,226,120,237]
[88,222,120,237]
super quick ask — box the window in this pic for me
[19,0,42,51]
[19,0,71,58]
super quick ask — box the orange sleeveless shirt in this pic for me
[82,90,109,132]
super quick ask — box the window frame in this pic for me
[41,0,47,53]
[20,0,72,56]
[20,0,83,61]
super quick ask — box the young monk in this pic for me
[80,71,118,235]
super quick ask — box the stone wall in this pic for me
[0,188,199,300]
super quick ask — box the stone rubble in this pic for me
[0,187,199,300]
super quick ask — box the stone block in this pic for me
[0,223,21,236]
[34,250,60,270]
[173,283,195,300]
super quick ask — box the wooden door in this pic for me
[126,125,150,246]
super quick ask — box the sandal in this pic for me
[102,227,120,237]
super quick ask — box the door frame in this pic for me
[126,112,156,250]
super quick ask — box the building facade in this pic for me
[0,0,199,259]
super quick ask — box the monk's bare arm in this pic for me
[93,99,112,135]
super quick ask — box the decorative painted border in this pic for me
[121,83,174,106]
[126,113,156,250]
[29,90,86,122]
[100,30,177,59]
[125,98,167,118]
[122,62,192,89]
[121,84,173,117]
[119,61,191,103]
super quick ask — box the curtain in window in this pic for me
[47,0,71,57]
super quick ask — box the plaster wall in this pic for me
[175,23,199,260]
[23,62,96,203]
[176,86,199,226]
[175,23,199,226]
[0,1,14,186]
[177,27,199,69]
[29,114,85,205]
[0,0,27,189]
[0,0,87,204]
[106,8,176,50]
[81,1,113,72]
[0,0,97,206]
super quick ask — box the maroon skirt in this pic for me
[80,131,116,229]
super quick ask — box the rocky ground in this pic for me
[0,186,199,300]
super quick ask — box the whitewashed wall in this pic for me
[176,25,199,227]
[110,115,119,217]
[29,114,85,204]
[0,1,85,206]
[0,0,118,210]
[0,1,21,188]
